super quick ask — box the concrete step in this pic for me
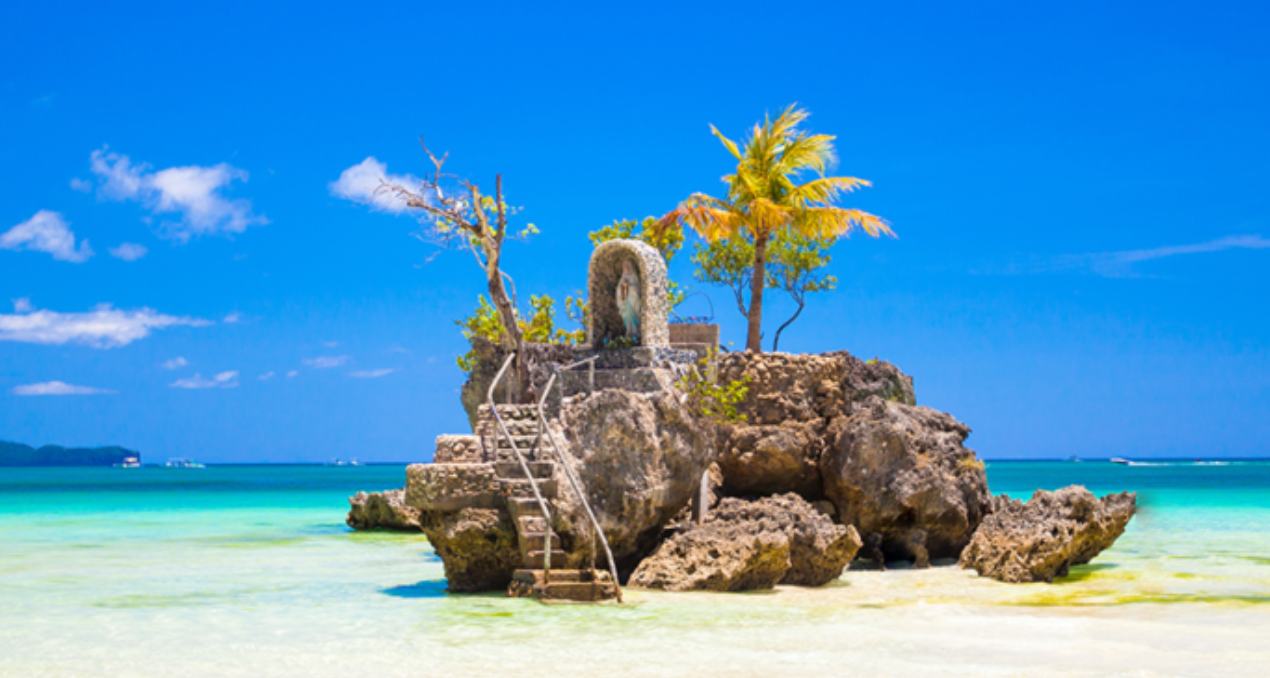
[501,478,558,499]
[512,568,594,584]
[520,530,560,551]
[537,581,618,602]
[507,497,544,520]
[525,549,567,569]
[516,515,547,533]
[491,435,545,449]
[494,461,555,479]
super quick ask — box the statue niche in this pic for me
[587,239,669,349]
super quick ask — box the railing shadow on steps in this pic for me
[487,353,556,588]
[533,356,624,603]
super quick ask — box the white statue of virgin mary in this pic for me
[616,260,642,343]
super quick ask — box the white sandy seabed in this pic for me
[1,496,1268,677]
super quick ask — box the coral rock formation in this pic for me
[554,387,715,574]
[629,493,862,591]
[346,489,421,531]
[715,351,917,499]
[960,486,1137,583]
[822,396,992,564]
[418,508,521,592]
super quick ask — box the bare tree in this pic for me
[380,139,531,399]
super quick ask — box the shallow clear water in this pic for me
[1,462,1268,677]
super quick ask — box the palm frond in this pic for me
[793,207,893,240]
[787,176,873,208]
[744,197,794,236]
[658,193,746,242]
[777,133,837,175]
[710,124,743,161]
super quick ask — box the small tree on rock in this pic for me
[381,140,536,399]
[659,105,893,353]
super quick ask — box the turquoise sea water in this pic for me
[2,462,1268,677]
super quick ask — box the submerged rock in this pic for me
[960,486,1136,583]
[346,489,421,531]
[821,396,992,564]
[419,507,521,593]
[629,494,862,591]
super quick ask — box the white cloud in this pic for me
[170,371,238,389]
[258,371,275,381]
[13,298,33,313]
[322,340,340,348]
[223,312,242,324]
[70,177,92,192]
[12,381,116,396]
[109,243,148,261]
[350,368,396,378]
[161,356,189,370]
[0,303,210,349]
[304,355,349,369]
[1003,234,1270,278]
[1,211,93,263]
[286,370,299,378]
[329,157,421,214]
[85,147,267,242]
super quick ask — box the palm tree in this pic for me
[658,105,893,352]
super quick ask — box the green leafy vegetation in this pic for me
[675,352,752,424]
[455,294,582,372]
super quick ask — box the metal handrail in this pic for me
[534,355,624,603]
[487,353,554,586]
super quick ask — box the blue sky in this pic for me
[2,0,1267,461]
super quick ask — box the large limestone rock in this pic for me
[716,422,824,498]
[960,486,1137,583]
[715,351,915,498]
[630,494,862,591]
[822,396,991,564]
[553,387,715,574]
[346,489,421,531]
[418,508,521,593]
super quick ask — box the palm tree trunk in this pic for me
[746,233,768,352]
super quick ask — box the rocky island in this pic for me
[347,239,1136,601]
[0,440,141,467]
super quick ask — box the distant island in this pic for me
[0,440,140,467]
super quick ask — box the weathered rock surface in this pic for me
[418,507,521,593]
[405,462,500,512]
[629,494,862,591]
[822,396,992,564]
[459,339,579,430]
[960,486,1137,583]
[715,351,915,499]
[346,489,421,531]
[553,387,715,575]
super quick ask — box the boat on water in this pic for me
[165,458,205,468]
[1110,457,1131,465]
[327,458,362,467]
[1067,455,1082,463]
[112,456,142,469]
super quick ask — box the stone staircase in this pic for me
[476,403,618,602]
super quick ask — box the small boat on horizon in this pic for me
[165,458,205,468]
[112,456,142,469]
[1110,457,1131,465]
